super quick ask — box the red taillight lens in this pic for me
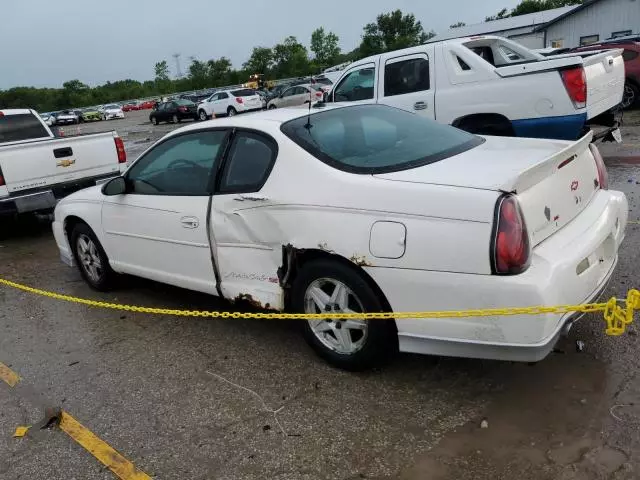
[560,67,587,109]
[236,97,243,104]
[178,106,188,112]
[315,92,322,97]
[0,167,5,187]
[114,137,127,164]
[589,143,608,190]
[492,195,530,275]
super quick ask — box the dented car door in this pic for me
[211,130,284,309]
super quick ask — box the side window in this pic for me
[333,67,375,102]
[126,130,227,195]
[282,88,296,97]
[384,57,430,97]
[219,132,277,193]
[623,50,639,62]
[219,92,228,100]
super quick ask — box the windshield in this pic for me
[281,105,483,174]
[231,89,256,97]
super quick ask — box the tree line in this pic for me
[0,10,432,113]
[0,0,578,112]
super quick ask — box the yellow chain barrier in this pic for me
[0,277,638,336]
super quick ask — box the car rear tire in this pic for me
[291,259,397,371]
[70,223,116,292]
[227,107,237,117]
[622,81,639,109]
[172,114,180,123]
[268,104,277,110]
[198,110,208,121]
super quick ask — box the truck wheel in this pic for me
[291,259,397,371]
[70,223,116,291]
[622,82,639,109]
[456,116,514,137]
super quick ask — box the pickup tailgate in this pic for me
[581,49,625,119]
[0,132,122,193]
[374,133,600,246]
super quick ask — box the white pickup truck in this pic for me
[325,35,625,141]
[0,109,127,217]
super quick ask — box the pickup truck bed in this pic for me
[0,109,127,216]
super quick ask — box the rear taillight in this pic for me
[178,106,188,112]
[589,143,608,190]
[114,137,127,164]
[236,97,243,104]
[315,92,322,97]
[560,67,587,109]
[0,166,5,187]
[491,195,530,275]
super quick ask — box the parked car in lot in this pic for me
[197,89,263,119]
[102,104,125,120]
[569,41,640,109]
[138,99,158,110]
[0,108,127,217]
[39,112,57,126]
[149,99,198,124]
[55,110,81,125]
[81,107,102,122]
[267,84,324,109]
[52,104,627,370]
[122,102,140,112]
[326,35,625,142]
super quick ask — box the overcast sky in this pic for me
[1,0,521,89]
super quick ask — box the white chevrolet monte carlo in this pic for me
[52,104,628,370]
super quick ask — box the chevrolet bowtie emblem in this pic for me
[56,159,75,167]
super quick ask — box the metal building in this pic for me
[430,6,578,49]
[539,0,640,48]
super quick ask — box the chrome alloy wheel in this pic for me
[304,278,368,355]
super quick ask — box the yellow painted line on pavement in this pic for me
[0,362,20,387]
[59,411,152,480]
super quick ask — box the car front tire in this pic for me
[268,104,277,110]
[198,110,208,121]
[70,223,116,291]
[291,259,397,371]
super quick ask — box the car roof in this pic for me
[166,104,349,137]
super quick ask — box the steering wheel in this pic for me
[167,158,202,170]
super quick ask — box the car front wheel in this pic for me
[70,223,116,291]
[291,259,397,371]
[198,110,208,121]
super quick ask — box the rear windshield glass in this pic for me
[280,105,483,174]
[104,105,119,109]
[0,113,49,143]
[231,89,256,97]
[176,99,194,105]
[314,77,333,85]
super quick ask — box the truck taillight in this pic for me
[114,137,127,164]
[589,143,608,190]
[0,167,5,187]
[560,67,587,109]
[236,97,243,104]
[491,195,530,275]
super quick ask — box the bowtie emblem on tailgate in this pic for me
[56,159,75,168]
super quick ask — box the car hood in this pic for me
[373,135,574,192]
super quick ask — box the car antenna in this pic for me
[304,79,313,130]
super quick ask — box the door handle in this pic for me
[180,216,200,229]
[54,147,73,158]
[413,101,428,111]
[233,195,268,202]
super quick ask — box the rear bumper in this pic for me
[365,189,628,362]
[0,173,119,216]
[512,113,587,141]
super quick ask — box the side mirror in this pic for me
[102,176,127,196]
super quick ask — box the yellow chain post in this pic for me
[0,277,637,336]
